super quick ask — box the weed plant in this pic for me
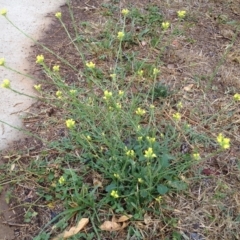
[0,2,239,239]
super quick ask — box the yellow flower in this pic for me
[177,10,186,19]
[116,102,122,109]
[137,136,143,142]
[233,93,240,101]
[146,136,156,144]
[121,9,129,16]
[110,190,119,198]
[192,153,201,160]
[58,176,65,185]
[110,73,116,80]
[118,90,124,96]
[217,133,230,149]
[0,8,7,16]
[135,107,146,116]
[103,90,112,100]
[153,68,160,75]
[34,84,41,91]
[86,61,95,69]
[150,104,155,109]
[177,101,183,109]
[55,12,62,19]
[155,196,162,202]
[36,55,44,64]
[138,178,143,183]
[56,90,62,99]
[137,70,144,77]
[53,65,60,72]
[117,31,125,41]
[86,135,92,141]
[126,150,135,157]
[173,112,181,121]
[1,79,11,88]
[66,119,75,129]
[114,173,120,179]
[70,89,77,95]
[0,58,5,66]
[162,21,170,30]
[144,147,156,159]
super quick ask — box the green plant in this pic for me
[1,2,239,239]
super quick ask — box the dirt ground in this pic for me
[0,0,240,239]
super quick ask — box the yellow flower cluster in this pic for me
[126,149,135,157]
[138,178,143,183]
[155,196,162,202]
[162,21,170,30]
[153,68,160,75]
[56,90,62,99]
[1,79,10,88]
[135,107,146,116]
[117,31,125,41]
[114,173,120,179]
[233,93,240,101]
[58,176,65,185]
[0,8,7,16]
[177,10,186,19]
[121,9,129,16]
[118,90,124,96]
[144,147,156,159]
[146,136,155,144]
[110,190,119,198]
[53,65,60,72]
[34,84,41,91]
[137,69,144,77]
[110,73,116,80]
[70,89,77,95]
[103,90,112,100]
[86,61,95,69]
[217,133,230,150]
[36,55,44,64]
[192,153,201,160]
[173,112,181,121]
[55,12,62,19]
[66,119,75,129]
[0,58,5,66]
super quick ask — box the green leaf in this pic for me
[157,184,169,195]
[105,183,116,192]
[168,181,188,191]
[140,189,149,198]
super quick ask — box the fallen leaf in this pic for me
[117,215,132,223]
[183,84,194,92]
[52,218,89,240]
[100,221,122,231]
[144,213,152,225]
[93,178,103,187]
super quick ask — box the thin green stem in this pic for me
[5,16,78,72]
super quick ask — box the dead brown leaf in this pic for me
[144,213,152,225]
[100,215,132,231]
[117,215,132,223]
[100,221,122,231]
[52,218,89,240]
[183,84,194,92]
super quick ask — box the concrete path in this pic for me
[0,0,65,151]
[0,0,65,238]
